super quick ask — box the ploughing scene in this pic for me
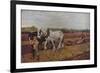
[21,10,90,63]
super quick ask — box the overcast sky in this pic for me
[21,10,90,30]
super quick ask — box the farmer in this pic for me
[28,32,39,61]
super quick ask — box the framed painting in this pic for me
[10,0,97,72]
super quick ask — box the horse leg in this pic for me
[57,36,63,49]
[57,41,61,50]
[51,40,56,51]
[61,37,64,48]
[44,39,47,50]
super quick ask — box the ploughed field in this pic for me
[21,31,90,63]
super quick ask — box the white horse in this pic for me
[37,28,64,51]
[44,30,64,51]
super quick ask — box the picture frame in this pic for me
[10,0,97,72]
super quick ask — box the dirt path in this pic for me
[63,51,90,61]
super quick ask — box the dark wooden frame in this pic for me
[10,0,97,73]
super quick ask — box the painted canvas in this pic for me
[21,10,90,63]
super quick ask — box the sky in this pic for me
[21,10,90,30]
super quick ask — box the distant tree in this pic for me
[31,26,37,32]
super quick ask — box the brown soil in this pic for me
[21,32,90,63]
